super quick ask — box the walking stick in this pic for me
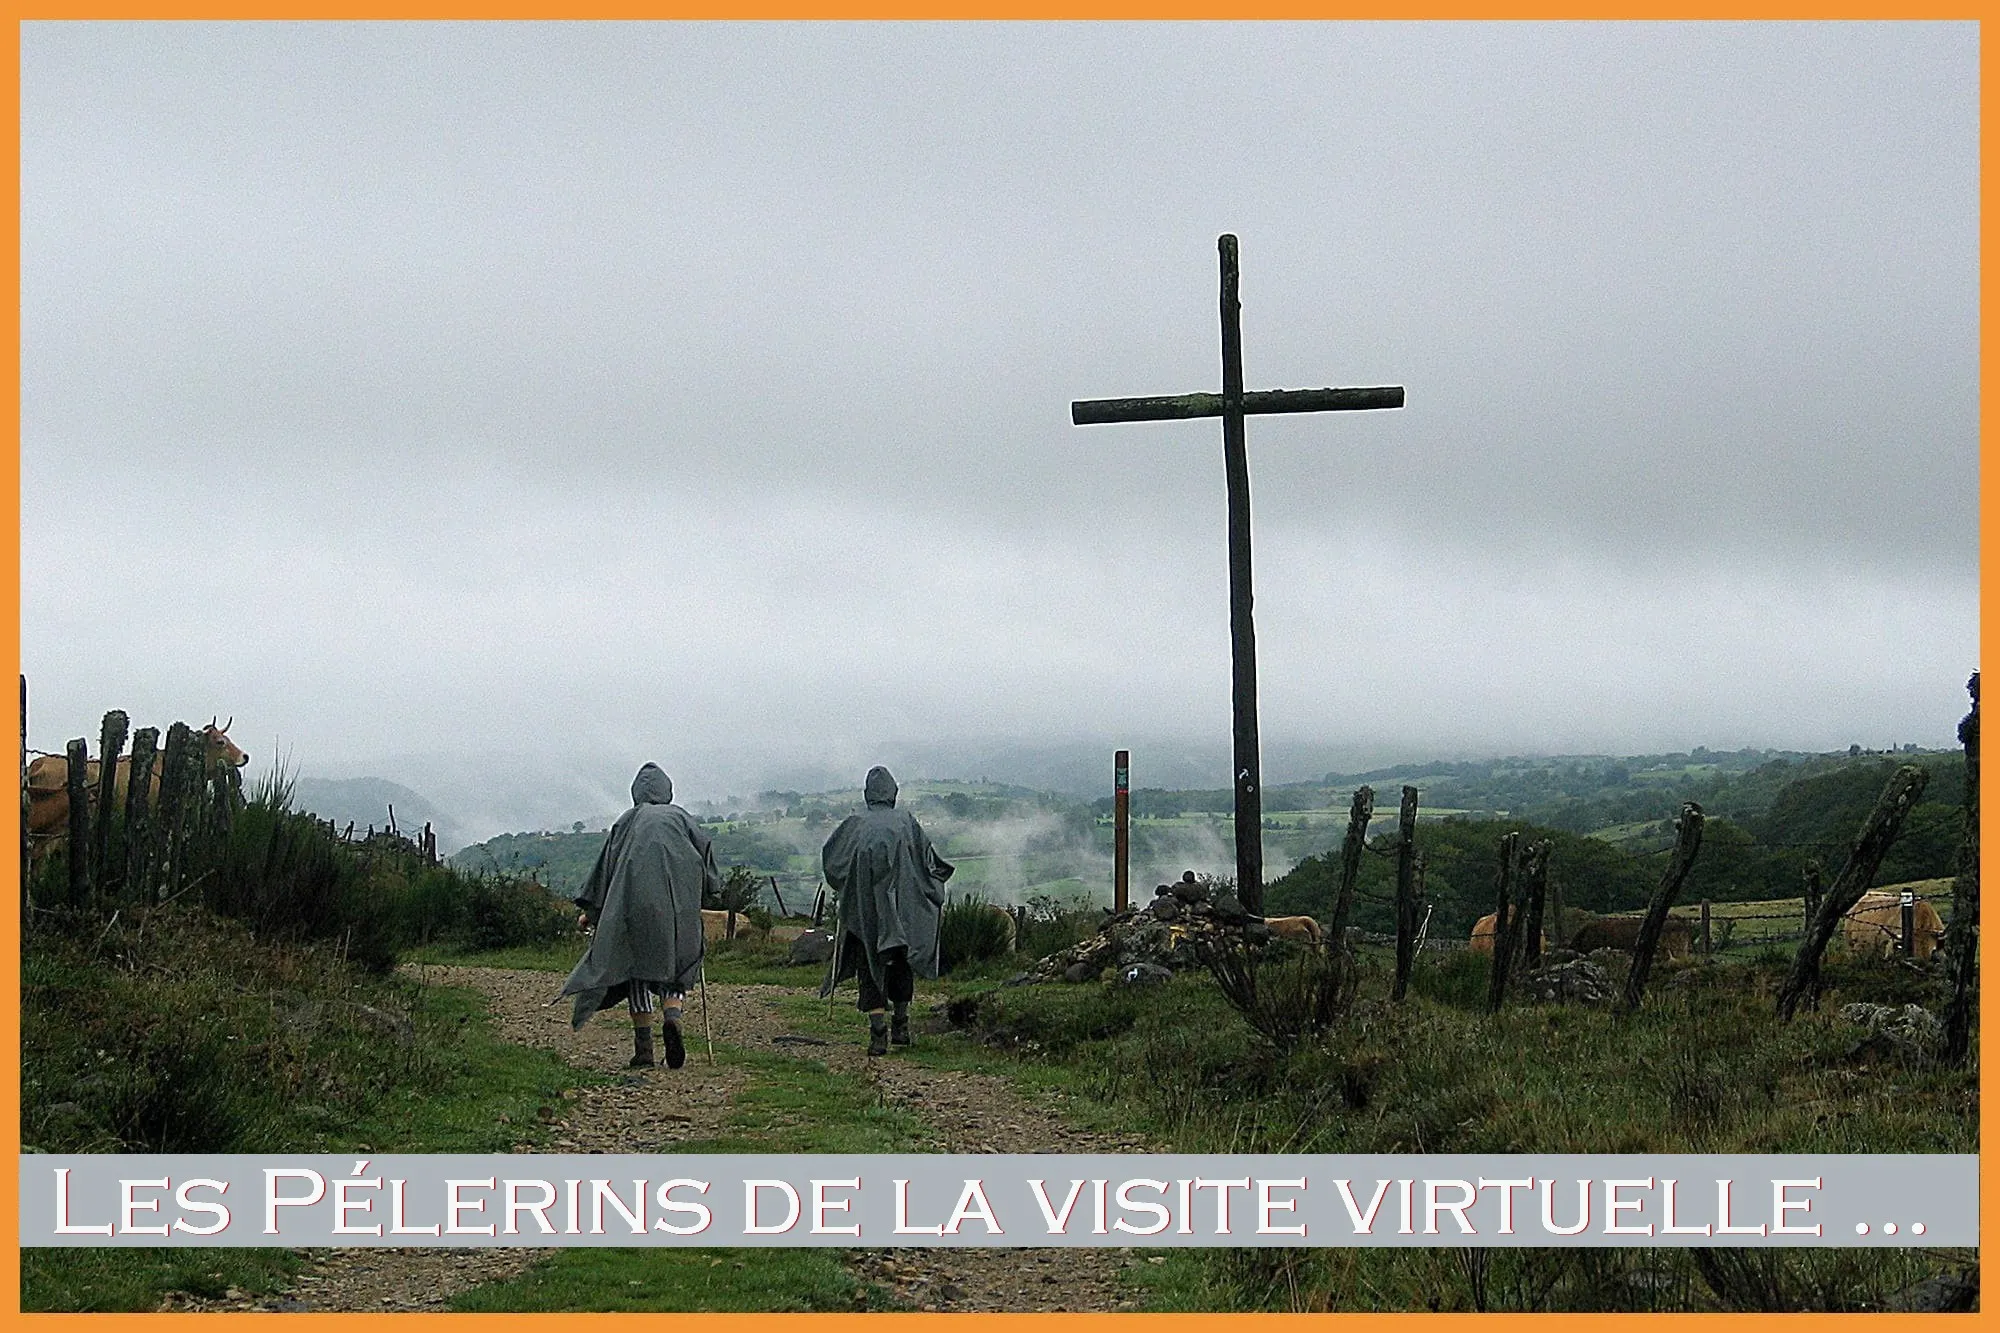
[698,960,716,1065]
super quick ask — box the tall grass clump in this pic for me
[1016,890,1100,960]
[939,893,1012,973]
[1197,936,1355,1054]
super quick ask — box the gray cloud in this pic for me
[21,21,1977,808]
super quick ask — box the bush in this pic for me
[457,873,576,952]
[1198,937,1355,1053]
[938,894,1012,973]
[708,865,763,913]
[1017,890,1099,960]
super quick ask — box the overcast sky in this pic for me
[21,21,1979,814]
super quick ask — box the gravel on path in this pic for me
[168,964,1149,1313]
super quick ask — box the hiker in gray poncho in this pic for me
[559,763,718,1069]
[819,766,953,1055]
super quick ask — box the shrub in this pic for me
[1198,936,1355,1053]
[709,865,763,913]
[939,893,1012,973]
[1017,890,1099,960]
[457,873,575,952]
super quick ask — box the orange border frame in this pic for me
[1,12,1988,1328]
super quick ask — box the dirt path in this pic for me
[194,966,1145,1313]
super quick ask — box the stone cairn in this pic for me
[1017,871,1280,986]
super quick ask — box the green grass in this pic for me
[448,1003,939,1311]
[409,932,825,987]
[942,952,1976,1156]
[1123,1242,1976,1313]
[925,952,1976,1311]
[673,1046,940,1154]
[451,1248,883,1313]
[406,937,584,971]
[21,1249,309,1314]
[23,907,593,1312]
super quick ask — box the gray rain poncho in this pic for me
[559,764,718,1029]
[819,766,954,998]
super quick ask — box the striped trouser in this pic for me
[626,981,686,1015]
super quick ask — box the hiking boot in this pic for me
[890,1002,913,1047]
[660,1016,687,1070]
[628,1022,656,1069]
[867,1015,890,1057]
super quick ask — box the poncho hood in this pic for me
[632,764,674,805]
[864,766,898,808]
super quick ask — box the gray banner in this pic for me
[20,1153,1974,1247]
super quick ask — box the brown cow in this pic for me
[1263,914,1323,947]
[26,719,249,856]
[1567,913,1693,960]
[1469,912,1547,957]
[1839,891,1943,960]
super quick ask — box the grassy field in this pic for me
[32,892,1975,1313]
[22,908,596,1312]
[1573,880,1957,955]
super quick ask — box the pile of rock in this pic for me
[1513,956,1616,1005]
[1018,872,1282,986]
[1839,1001,1945,1062]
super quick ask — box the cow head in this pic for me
[202,716,250,770]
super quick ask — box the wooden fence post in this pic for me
[1900,889,1916,957]
[1802,861,1823,932]
[122,728,158,899]
[64,739,89,909]
[1485,832,1522,1013]
[1391,786,1420,1001]
[18,675,28,923]
[91,710,129,899]
[1548,861,1566,953]
[1520,839,1554,970]
[1944,670,1978,1064]
[1700,899,1712,960]
[1325,785,1374,962]
[152,723,193,905]
[1776,766,1930,1021]
[1619,802,1706,1014]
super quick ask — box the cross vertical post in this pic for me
[1072,234,1404,914]
[1114,748,1131,912]
[1217,236,1265,907]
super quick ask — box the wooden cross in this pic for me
[1072,234,1403,914]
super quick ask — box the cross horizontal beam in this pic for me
[1071,384,1404,427]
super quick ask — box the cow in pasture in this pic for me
[25,719,249,858]
[989,903,1019,953]
[1838,891,1943,960]
[1468,912,1547,957]
[1567,913,1693,960]
[1262,914,1323,947]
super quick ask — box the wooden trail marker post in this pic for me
[1072,235,1404,913]
[1113,749,1131,913]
